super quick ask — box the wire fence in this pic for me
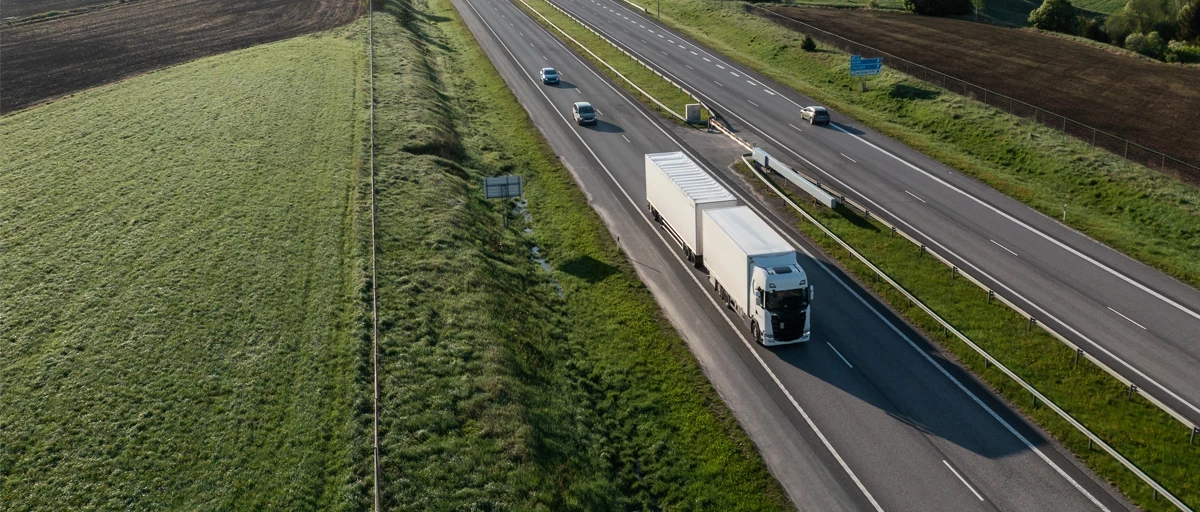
[748,5,1200,186]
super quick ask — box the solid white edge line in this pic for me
[990,239,1018,257]
[460,2,885,508]
[829,122,1200,325]
[942,460,985,502]
[520,7,1117,507]
[577,0,1200,421]
[1108,307,1148,330]
[827,342,853,368]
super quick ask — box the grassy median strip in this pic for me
[0,22,368,509]
[369,0,789,508]
[513,0,710,123]
[643,0,1200,293]
[733,161,1199,510]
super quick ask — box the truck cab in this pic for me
[750,263,812,345]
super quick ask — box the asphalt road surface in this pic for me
[447,0,1133,508]
[538,0,1200,433]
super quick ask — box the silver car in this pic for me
[573,102,596,125]
[800,106,830,125]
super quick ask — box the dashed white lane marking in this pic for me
[639,24,645,27]
[827,342,853,368]
[542,55,547,60]
[690,50,698,55]
[662,51,668,56]
[990,239,1018,257]
[658,34,664,37]
[731,71,740,77]
[714,80,723,87]
[622,134,632,143]
[716,64,725,69]
[943,460,986,502]
[747,80,756,85]
[840,152,857,163]
[1108,307,1148,330]
[748,99,759,107]
[685,64,694,69]
[764,89,776,95]
[641,39,648,43]
[789,123,802,131]
[703,57,711,62]
[668,39,674,43]
[905,190,926,203]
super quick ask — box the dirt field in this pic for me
[0,0,362,113]
[763,7,1200,172]
[2,0,116,20]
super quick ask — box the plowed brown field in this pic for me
[763,7,1200,171]
[0,0,362,113]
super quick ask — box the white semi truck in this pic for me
[645,152,812,345]
[703,206,812,345]
[645,152,739,267]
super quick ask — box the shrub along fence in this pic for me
[752,6,1200,185]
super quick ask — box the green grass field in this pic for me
[735,161,1199,510]
[367,0,789,508]
[0,23,369,510]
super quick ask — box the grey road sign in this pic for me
[483,175,523,199]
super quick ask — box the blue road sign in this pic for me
[849,55,882,76]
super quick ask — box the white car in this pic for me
[572,102,596,125]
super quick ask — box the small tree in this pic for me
[801,35,817,51]
[1029,0,1078,32]
[1180,0,1200,42]
[1143,30,1168,56]
[972,0,986,18]
[1124,31,1148,51]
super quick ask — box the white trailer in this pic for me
[645,152,739,267]
[702,206,813,345]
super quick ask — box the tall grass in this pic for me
[0,23,369,510]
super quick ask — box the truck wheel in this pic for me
[751,322,764,346]
[686,248,694,263]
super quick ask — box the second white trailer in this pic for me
[645,152,739,267]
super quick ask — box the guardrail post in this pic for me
[950,266,958,280]
[1032,392,1037,407]
[918,245,925,258]
[889,226,895,238]
[1088,438,1093,450]
[1128,384,1137,400]
[1026,316,1036,333]
[1192,427,1198,444]
[1074,348,1082,367]
[987,290,994,304]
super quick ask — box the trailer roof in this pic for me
[705,206,793,256]
[646,152,737,204]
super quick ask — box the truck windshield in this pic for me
[765,289,808,312]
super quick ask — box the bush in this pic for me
[1166,39,1200,60]
[801,35,816,51]
[1029,0,1078,32]
[1125,31,1148,51]
[903,0,974,15]
[1124,31,1166,57]
[867,0,881,8]
[1079,16,1112,42]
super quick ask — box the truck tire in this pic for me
[751,322,763,346]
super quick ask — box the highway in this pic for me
[538,0,1200,430]
[447,0,1132,508]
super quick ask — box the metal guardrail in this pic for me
[516,0,1194,504]
[749,5,1200,186]
[739,153,1193,511]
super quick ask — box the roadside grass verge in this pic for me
[733,161,1200,510]
[0,22,368,510]
[513,0,711,123]
[640,0,1200,294]
[369,0,790,508]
